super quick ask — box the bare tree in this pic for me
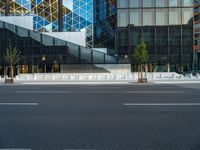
[4,45,21,83]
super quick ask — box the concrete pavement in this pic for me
[1,78,200,85]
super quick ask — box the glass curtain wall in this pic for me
[1,0,94,47]
[117,0,193,72]
[0,20,117,75]
[93,0,117,49]
[0,0,5,15]
[194,0,200,70]
[0,0,117,49]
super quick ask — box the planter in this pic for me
[5,78,14,84]
[138,78,147,83]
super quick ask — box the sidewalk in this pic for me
[1,79,200,85]
[1,72,200,85]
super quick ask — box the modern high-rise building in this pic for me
[117,0,194,71]
[0,0,199,74]
[194,0,200,70]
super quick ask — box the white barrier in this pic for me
[15,72,200,81]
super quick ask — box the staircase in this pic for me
[0,20,117,65]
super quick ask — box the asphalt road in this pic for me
[0,83,200,150]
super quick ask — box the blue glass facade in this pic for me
[93,0,117,48]
[1,0,116,48]
[62,0,94,47]
[2,0,94,47]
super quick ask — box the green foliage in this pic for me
[4,45,21,66]
[133,38,149,65]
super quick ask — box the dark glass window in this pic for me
[182,26,193,45]
[194,0,200,5]
[117,29,128,46]
[183,0,193,6]
[129,27,142,46]
[156,46,168,54]
[156,26,168,45]
[169,46,181,54]
[169,26,181,45]
[143,27,155,46]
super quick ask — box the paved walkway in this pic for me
[1,79,200,85]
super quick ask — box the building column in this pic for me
[166,63,170,72]
[198,52,200,70]
[58,0,63,32]
[5,0,10,16]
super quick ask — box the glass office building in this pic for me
[0,0,199,73]
[0,0,116,48]
[0,0,117,74]
[93,0,117,48]
[117,0,194,71]
[194,0,200,69]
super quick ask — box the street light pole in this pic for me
[42,56,46,73]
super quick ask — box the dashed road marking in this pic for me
[0,103,38,106]
[64,149,98,150]
[16,91,71,94]
[126,91,184,94]
[0,149,31,150]
[124,103,200,106]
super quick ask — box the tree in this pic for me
[133,38,149,83]
[4,45,21,83]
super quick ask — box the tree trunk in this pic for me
[11,66,14,80]
[145,64,148,78]
[141,64,143,81]
[5,66,8,79]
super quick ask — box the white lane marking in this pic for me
[86,84,99,86]
[2,87,42,89]
[21,82,129,85]
[64,149,97,150]
[83,86,123,89]
[0,148,31,150]
[0,103,38,106]
[16,91,71,94]
[126,91,184,94]
[124,103,200,106]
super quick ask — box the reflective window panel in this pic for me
[143,9,155,26]
[169,0,181,7]
[130,0,141,8]
[143,0,155,7]
[156,8,168,25]
[118,0,128,8]
[156,0,168,7]
[130,9,142,26]
[169,8,181,25]
[118,9,129,27]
